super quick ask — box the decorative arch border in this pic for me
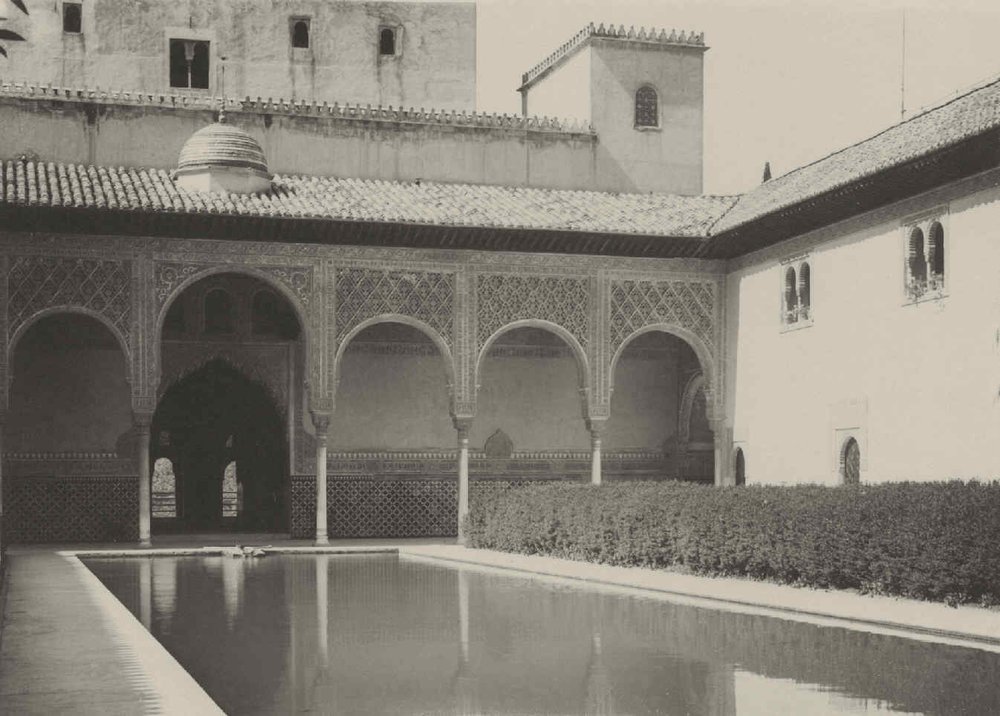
[332,313,456,395]
[677,371,705,444]
[8,305,133,370]
[151,264,313,396]
[475,318,591,403]
[608,322,718,419]
[155,351,290,417]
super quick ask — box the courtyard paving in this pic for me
[2,537,1000,713]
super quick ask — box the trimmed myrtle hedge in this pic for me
[466,480,1000,605]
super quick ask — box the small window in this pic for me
[635,86,658,128]
[152,457,177,519]
[63,2,83,34]
[734,448,746,486]
[379,27,396,56]
[291,19,310,49]
[222,461,239,518]
[928,221,945,288]
[798,262,811,320]
[841,437,860,485]
[204,288,235,334]
[783,266,798,324]
[907,227,927,298]
[169,39,210,89]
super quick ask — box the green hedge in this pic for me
[466,481,1000,605]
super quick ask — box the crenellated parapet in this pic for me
[0,81,594,135]
[520,22,707,89]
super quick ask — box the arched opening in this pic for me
[6,313,133,542]
[152,457,177,518]
[635,85,658,127]
[928,221,945,286]
[841,437,860,485]
[291,19,310,49]
[476,326,588,462]
[734,448,746,486]
[330,320,454,536]
[798,262,811,319]
[156,273,303,534]
[379,27,396,56]
[784,266,798,323]
[607,331,713,482]
[908,227,927,294]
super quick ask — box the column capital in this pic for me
[132,411,154,431]
[585,417,607,435]
[310,410,331,434]
[452,416,473,437]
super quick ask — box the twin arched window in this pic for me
[635,86,658,128]
[783,260,812,325]
[906,219,945,300]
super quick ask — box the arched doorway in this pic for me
[155,272,303,534]
[153,359,287,531]
[842,438,861,485]
[735,448,746,486]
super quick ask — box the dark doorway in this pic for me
[152,359,288,532]
[842,437,861,485]
[735,448,746,486]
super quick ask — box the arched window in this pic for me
[222,461,239,518]
[907,227,927,297]
[291,19,310,49]
[152,457,177,518]
[798,262,811,319]
[379,27,396,56]
[841,437,860,485]
[734,448,746,486]
[784,266,798,323]
[928,221,945,287]
[635,86,658,128]
[204,288,235,334]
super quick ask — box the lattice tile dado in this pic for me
[335,267,454,346]
[327,478,457,538]
[8,256,131,343]
[476,274,590,350]
[4,474,139,543]
[609,279,716,355]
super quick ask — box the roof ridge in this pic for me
[520,22,706,89]
[0,80,595,134]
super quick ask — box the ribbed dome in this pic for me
[176,122,270,177]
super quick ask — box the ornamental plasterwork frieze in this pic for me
[475,273,590,351]
[153,260,313,309]
[7,255,132,348]
[608,278,717,358]
[334,267,455,348]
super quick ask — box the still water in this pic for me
[84,554,1000,715]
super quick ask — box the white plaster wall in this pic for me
[727,180,1000,484]
[523,48,592,124]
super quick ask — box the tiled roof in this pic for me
[715,77,1000,233]
[0,159,737,239]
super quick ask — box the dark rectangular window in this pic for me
[291,18,310,49]
[63,2,82,34]
[379,27,396,56]
[169,39,210,89]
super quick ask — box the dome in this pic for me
[173,120,272,194]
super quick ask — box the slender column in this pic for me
[710,419,730,487]
[586,419,606,486]
[134,412,152,546]
[312,412,331,545]
[454,418,472,545]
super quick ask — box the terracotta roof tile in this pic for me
[0,159,736,239]
[716,77,1000,233]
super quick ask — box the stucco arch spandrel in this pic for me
[332,313,457,412]
[149,261,317,398]
[475,319,592,418]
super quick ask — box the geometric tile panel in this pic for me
[8,256,131,344]
[289,474,316,539]
[4,474,139,543]
[476,273,589,351]
[335,267,454,347]
[609,279,715,357]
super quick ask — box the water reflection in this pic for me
[84,554,1000,715]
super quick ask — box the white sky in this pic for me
[475,0,1000,195]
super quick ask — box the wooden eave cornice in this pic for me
[0,204,709,259]
[700,128,1000,260]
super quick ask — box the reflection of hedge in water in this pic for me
[471,570,1000,716]
[468,481,1000,604]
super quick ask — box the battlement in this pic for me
[520,22,706,90]
[0,81,594,135]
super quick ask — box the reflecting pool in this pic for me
[84,554,1000,715]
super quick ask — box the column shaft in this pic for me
[136,422,151,546]
[457,427,469,544]
[313,413,330,545]
[590,431,602,486]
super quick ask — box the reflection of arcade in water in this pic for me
[86,554,1000,716]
